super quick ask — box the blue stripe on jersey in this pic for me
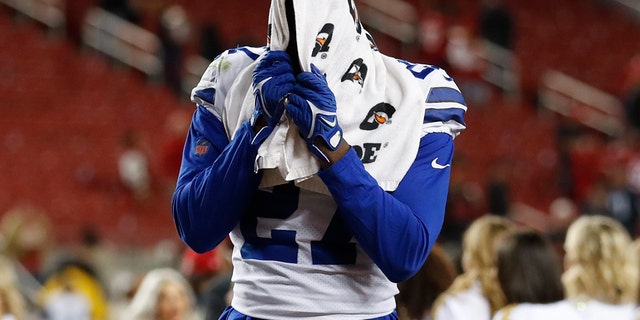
[194,88,216,104]
[426,87,466,105]
[424,108,466,125]
[397,59,438,79]
[228,47,261,60]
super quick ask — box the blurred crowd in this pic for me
[0,204,234,320]
[397,214,640,320]
[2,207,640,319]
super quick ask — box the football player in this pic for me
[172,0,467,319]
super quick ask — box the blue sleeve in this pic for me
[317,132,453,282]
[172,106,262,253]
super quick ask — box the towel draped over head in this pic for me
[224,0,426,194]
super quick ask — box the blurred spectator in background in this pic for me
[562,216,638,318]
[180,239,232,320]
[43,282,92,320]
[416,0,455,69]
[124,268,198,320]
[0,255,27,320]
[621,54,640,130]
[625,129,640,197]
[99,0,141,25]
[199,24,225,61]
[441,154,486,246]
[600,139,639,236]
[478,0,515,50]
[546,197,579,245]
[75,227,109,279]
[486,161,511,217]
[580,179,611,217]
[621,54,640,93]
[39,259,109,320]
[432,215,513,320]
[554,120,585,200]
[158,5,191,97]
[160,109,191,194]
[118,129,152,201]
[623,84,640,130]
[396,243,458,320]
[442,188,476,245]
[0,206,52,280]
[180,245,229,305]
[491,229,565,320]
[200,269,232,320]
[445,25,489,107]
[567,132,606,206]
[70,225,125,309]
[445,25,481,76]
[574,134,640,237]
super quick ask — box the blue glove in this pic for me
[251,50,295,144]
[286,64,343,162]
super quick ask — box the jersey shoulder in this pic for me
[394,59,467,136]
[396,60,466,106]
[190,46,266,113]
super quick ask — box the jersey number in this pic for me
[240,183,357,265]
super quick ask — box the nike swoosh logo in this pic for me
[431,157,451,169]
[319,115,337,127]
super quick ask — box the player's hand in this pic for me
[251,50,295,144]
[286,64,343,163]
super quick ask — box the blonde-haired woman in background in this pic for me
[432,215,514,320]
[124,268,199,320]
[562,215,638,319]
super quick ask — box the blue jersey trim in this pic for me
[194,88,216,104]
[426,87,466,105]
[229,47,261,60]
[424,108,466,126]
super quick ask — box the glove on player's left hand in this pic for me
[286,64,343,163]
[251,50,295,144]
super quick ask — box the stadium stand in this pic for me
[0,9,192,247]
[1,0,639,247]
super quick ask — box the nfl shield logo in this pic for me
[195,139,211,156]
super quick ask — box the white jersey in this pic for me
[192,48,398,317]
[433,281,491,320]
[229,187,397,319]
[491,300,637,320]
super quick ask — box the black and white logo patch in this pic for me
[341,58,368,88]
[312,23,334,58]
[359,103,396,130]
